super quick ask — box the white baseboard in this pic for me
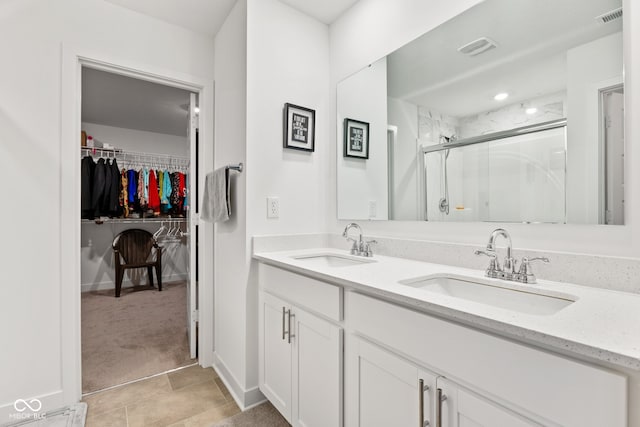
[81,273,188,292]
[212,353,265,411]
[0,390,65,425]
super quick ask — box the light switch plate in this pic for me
[368,200,377,218]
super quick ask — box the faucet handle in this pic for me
[474,250,496,259]
[361,239,377,257]
[475,250,500,276]
[517,257,550,284]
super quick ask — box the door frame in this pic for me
[60,44,215,404]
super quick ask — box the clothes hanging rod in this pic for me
[226,163,243,172]
[81,147,189,162]
[421,118,567,154]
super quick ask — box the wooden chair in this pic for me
[112,229,162,297]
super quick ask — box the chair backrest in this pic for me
[112,229,156,264]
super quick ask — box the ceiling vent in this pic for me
[457,37,498,56]
[595,7,622,24]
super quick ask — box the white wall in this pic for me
[213,0,250,406]
[82,122,189,157]
[337,58,388,220]
[212,0,330,408]
[566,32,623,224]
[328,0,640,259]
[244,0,330,404]
[0,0,214,420]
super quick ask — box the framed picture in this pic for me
[344,118,370,159]
[283,103,315,152]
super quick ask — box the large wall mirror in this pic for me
[337,0,624,224]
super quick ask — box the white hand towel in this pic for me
[202,167,230,222]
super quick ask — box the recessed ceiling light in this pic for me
[526,107,538,115]
[494,92,509,101]
[194,107,200,114]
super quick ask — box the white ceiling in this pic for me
[278,0,359,24]
[387,0,623,117]
[82,68,193,137]
[104,0,237,37]
[103,0,358,37]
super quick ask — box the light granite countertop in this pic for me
[254,247,640,371]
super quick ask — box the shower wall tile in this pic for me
[457,92,567,139]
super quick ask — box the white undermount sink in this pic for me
[292,253,377,268]
[399,275,576,316]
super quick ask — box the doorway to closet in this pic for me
[79,67,199,394]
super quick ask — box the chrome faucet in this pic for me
[475,228,550,284]
[487,228,516,276]
[342,223,376,257]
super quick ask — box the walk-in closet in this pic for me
[80,68,199,394]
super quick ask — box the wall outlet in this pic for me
[267,197,280,218]
[368,200,377,218]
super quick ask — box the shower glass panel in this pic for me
[424,143,489,222]
[424,127,566,223]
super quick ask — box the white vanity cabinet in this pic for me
[257,262,627,427]
[258,264,343,427]
[348,337,438,427]
[349,336,538,427]
[436,377,539,427]
[346,291,627,427]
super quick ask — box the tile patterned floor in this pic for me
[82,365,241,427]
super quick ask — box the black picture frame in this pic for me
[344,118,370,159]
[283,103,315,152]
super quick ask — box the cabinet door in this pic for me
[349,337,437,427]
[292,308,343,427]
[259,292,292,422]
[436,377,540,427]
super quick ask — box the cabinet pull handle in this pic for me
[282,307,286,340]
[287,310,294,343]
[419,379,430,427]
[435,388,447,427]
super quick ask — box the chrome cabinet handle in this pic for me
[419,379,430,427]
[282,307,286,340]
[287,310,294,343]
[435,388,447,427]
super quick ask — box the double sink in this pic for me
[291,253,576,316]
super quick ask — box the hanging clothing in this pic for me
[158,170,164,202]
[103,160,113,213]
[120,169,129,218]
[107,159,121,216]
[143,168,150,202]
[161,169,172,208]
[184,174,189,210]
[170,172,181,209]
[138,169,147,206]
[127,169,137,204]
[148,170,160,214]
[91,158,107,217]
[81,156,96,219]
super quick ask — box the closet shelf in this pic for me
[81,147,189,170]
[82,217,187,225]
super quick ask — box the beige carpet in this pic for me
[81,281,193,393]
[210,402,290,427]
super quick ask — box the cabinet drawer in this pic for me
[346,291,626,427]
[259,264,342,322]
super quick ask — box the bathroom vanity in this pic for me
[254,246,637,427]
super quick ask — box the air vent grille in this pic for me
[595,7,622,24]
[457,37,498,56]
